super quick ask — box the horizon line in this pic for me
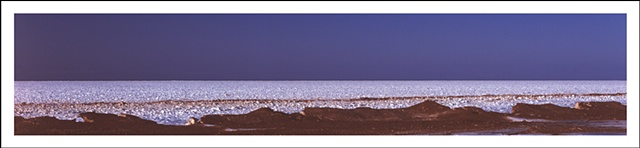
[13,79,627,81]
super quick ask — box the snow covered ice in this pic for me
[14,80,626,125]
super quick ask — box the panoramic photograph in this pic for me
[13,14,627,135]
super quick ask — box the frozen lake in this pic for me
[14,80,626,103]
[14,81,627,125]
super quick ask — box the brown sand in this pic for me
[14,101,626,135]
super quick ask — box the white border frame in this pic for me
[2,1,638,147]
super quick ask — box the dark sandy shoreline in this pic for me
[14,100,626,135]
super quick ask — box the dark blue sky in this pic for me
[14,14,626,80]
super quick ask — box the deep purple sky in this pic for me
[14,14,626,80]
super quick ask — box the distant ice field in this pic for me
[14,81,626,103]
[14,81,627,125]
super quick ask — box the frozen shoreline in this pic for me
[15,93,626,125]
[14,100,627,135]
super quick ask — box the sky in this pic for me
[14,14,626,80]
